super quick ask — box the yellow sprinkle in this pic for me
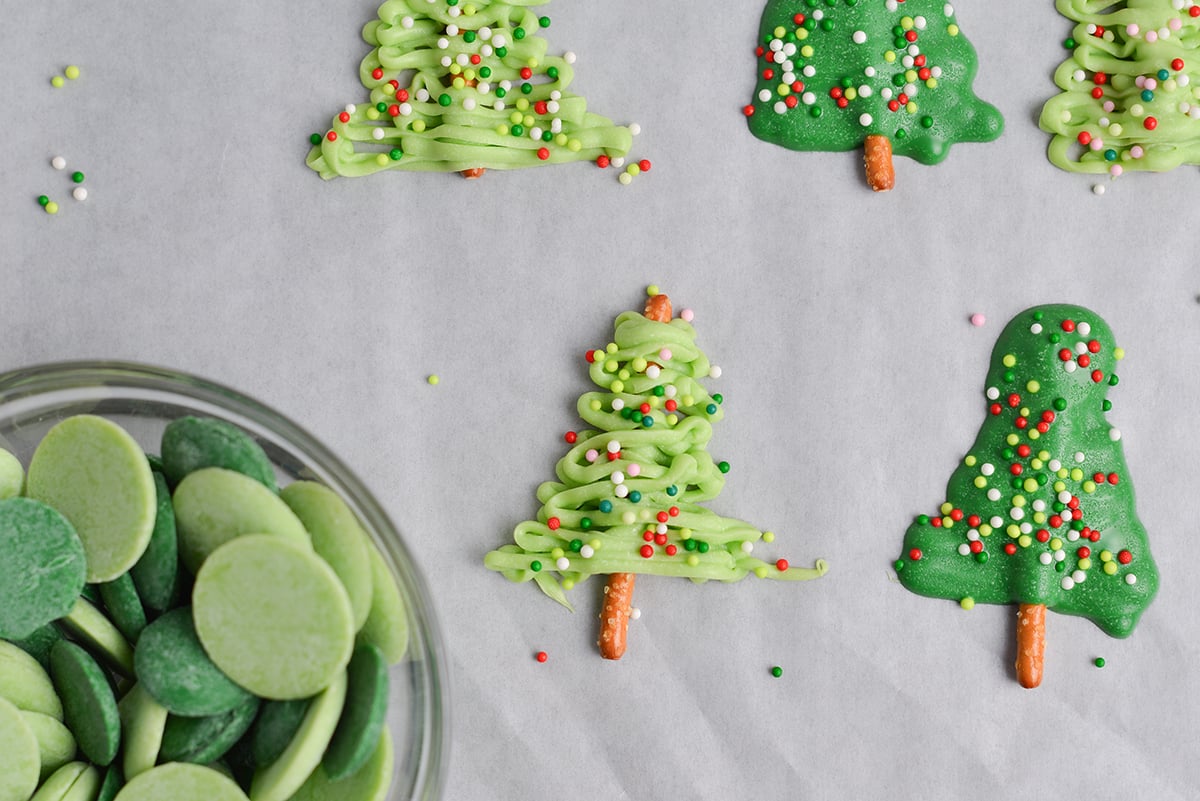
[65,65,80,80]
[1002,354,1016,367]
[426,374,439,385]
[762,531,775,543]
[960,597,975,610]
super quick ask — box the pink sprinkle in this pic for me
[970,313,986,327]
[585,449,599,463]
[627,463,641,477]
[680,308,694,322]
[659,348,672,361]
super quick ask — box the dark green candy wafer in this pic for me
[96,573,147,643]
[159,695,260,764]
[10,623,64,671]
[161,417,277,491]
[322,643,389,780]
[49,640,121,766]
[249,698,311,768]
[129,472,178,615]
[0,497,87,640]
[97,763,123,801]
[134,607,254,717]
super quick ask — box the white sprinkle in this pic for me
[72,186,87,201]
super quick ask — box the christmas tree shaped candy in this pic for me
[307,0,641,180]
[1040,0,1200,177]
[895,305,1158,688]
[745,0,1003,190]
[485,291,827,659]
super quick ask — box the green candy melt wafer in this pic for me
[49,640,121,766]
[111,763,250,801]
[290,727,394,801]
[172,467,309,573]
[0,497,87,640]
[116,684,168,781]
[0,447,22,499]
[134,607,254,717]
[25,415,157,583]
[280,480,373,630]
[0,640,64,719]
[161,415,277,491]
[0,697,40,801]
[193,535,354,700]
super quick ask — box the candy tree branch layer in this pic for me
[745,0,1002,190]
[306,0,637,178]
[485,292,827,659]
[895,305,1158,689]
[1039,0,1200,176]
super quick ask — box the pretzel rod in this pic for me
[864,135,895,192]
[596,292,673,659]
[1015,603,1046,689]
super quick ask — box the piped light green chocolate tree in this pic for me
[306,0,639,179]
[1040,0,1200,177]
[485,291,826,660]
[895,305,1158,689]
[746,0,1002,190]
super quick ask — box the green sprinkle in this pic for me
[770,666,783,678]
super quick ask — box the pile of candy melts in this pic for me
[0,414,408,801]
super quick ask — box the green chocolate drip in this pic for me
[1040,0,1200,174]
[485,300,827,610]
[747,0,1002,164]
[896,304,1158,638]
[306,0,634,178]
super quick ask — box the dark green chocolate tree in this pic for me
[895,305,1158,688]
[746,0,1002,189]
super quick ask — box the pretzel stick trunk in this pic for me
[597,292,673,660]
[1015,602,1046,689]
[863,135,895,193]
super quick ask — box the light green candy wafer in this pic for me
[249,670,348,801]
[25,415,157,583]
[0,639,63,719]
[20,711,77,780]
[193,535,354,700]
[58,597,135,678]
[111,763,249,801]
[32,763,100,801]
[117,684,168,781]
[289,727,394,801]
[280,481,373,630]
[0,447,22,500]
[173,468,310,574]
[0,696,40,801]
[357,542,409,664]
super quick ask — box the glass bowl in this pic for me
[0,360,447,801]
